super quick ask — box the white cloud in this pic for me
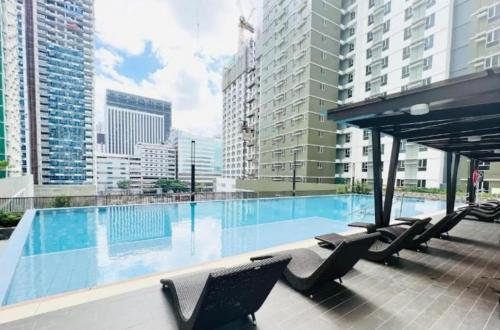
[94,0,259,137]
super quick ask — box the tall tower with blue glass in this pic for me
[24,0,94,185]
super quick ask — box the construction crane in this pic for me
[237,0,256,49]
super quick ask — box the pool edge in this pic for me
[0,210,37,306]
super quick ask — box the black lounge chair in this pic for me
[364,218,431,263]
[251,232,380,292]
[160,255,291,330]
[466,206,500,222]
[378,208,472,249]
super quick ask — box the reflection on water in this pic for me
[5,195,446,305]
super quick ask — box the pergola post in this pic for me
[446,152,460,214]
[371,129,384,227]
[383,137,400,226]
[450,153,460,212]
[446,152,453,214]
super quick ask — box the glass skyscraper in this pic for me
[23,0,94,185]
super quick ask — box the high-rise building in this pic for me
[451,0,500,192]
[170,130,222,191]
[258,0,339,183]
[222,38,261,179]
[0,0,22,178]
[136,142,176,191]
[16,0,28,176]
[333,0,453,189]
[106,90,172,155]
[222,0,498,190]
[23,0,95,185]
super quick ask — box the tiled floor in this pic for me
[2,219,499,330]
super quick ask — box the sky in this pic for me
[94,0,260,137]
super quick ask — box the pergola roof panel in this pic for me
[327,69,500,162]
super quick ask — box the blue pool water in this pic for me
[1,195,446,305]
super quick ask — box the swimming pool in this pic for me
[0,194,446,306]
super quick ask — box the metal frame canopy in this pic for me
[327,69,500,227]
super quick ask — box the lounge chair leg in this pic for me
[250,313,256,325]
[424,242,428,247]
[396,252,399,257]
[339,277,343,284]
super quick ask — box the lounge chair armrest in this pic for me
[394,217,420,224]
[348,222,377,233]
[250,255,274,262]
[393,217,431,226]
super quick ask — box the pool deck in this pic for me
[1,217,499,329]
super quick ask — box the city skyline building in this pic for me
[170,130,222,191]
[136,142,176,191]
[15,0,28,176]
[95,152,142,194]
[221,0,500,190]
[451,0,500,192]
[106,89,172,155]
[23,0,95,185]
[0,0,22,178]
[333,0,453,189]
[222,37,261,179]
[257,0,339,183]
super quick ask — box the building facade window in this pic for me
[382,38,389,50]
[423,56,433,70]
[403,46,410,59]
[424,35,434,50]
[362,162,368,172]
[402,65,410,78]
[405,7,412,20]
[384,2,391,14]
[381,74,388,86]
[382,57,388,68]
[397,160,405,171]
[425,14,435,29]
[383,20,390,33]
[404,27,412,40]
[418,159,427,171]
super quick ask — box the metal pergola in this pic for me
[328,68,500,228]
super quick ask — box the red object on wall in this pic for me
[472,170,480,187]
